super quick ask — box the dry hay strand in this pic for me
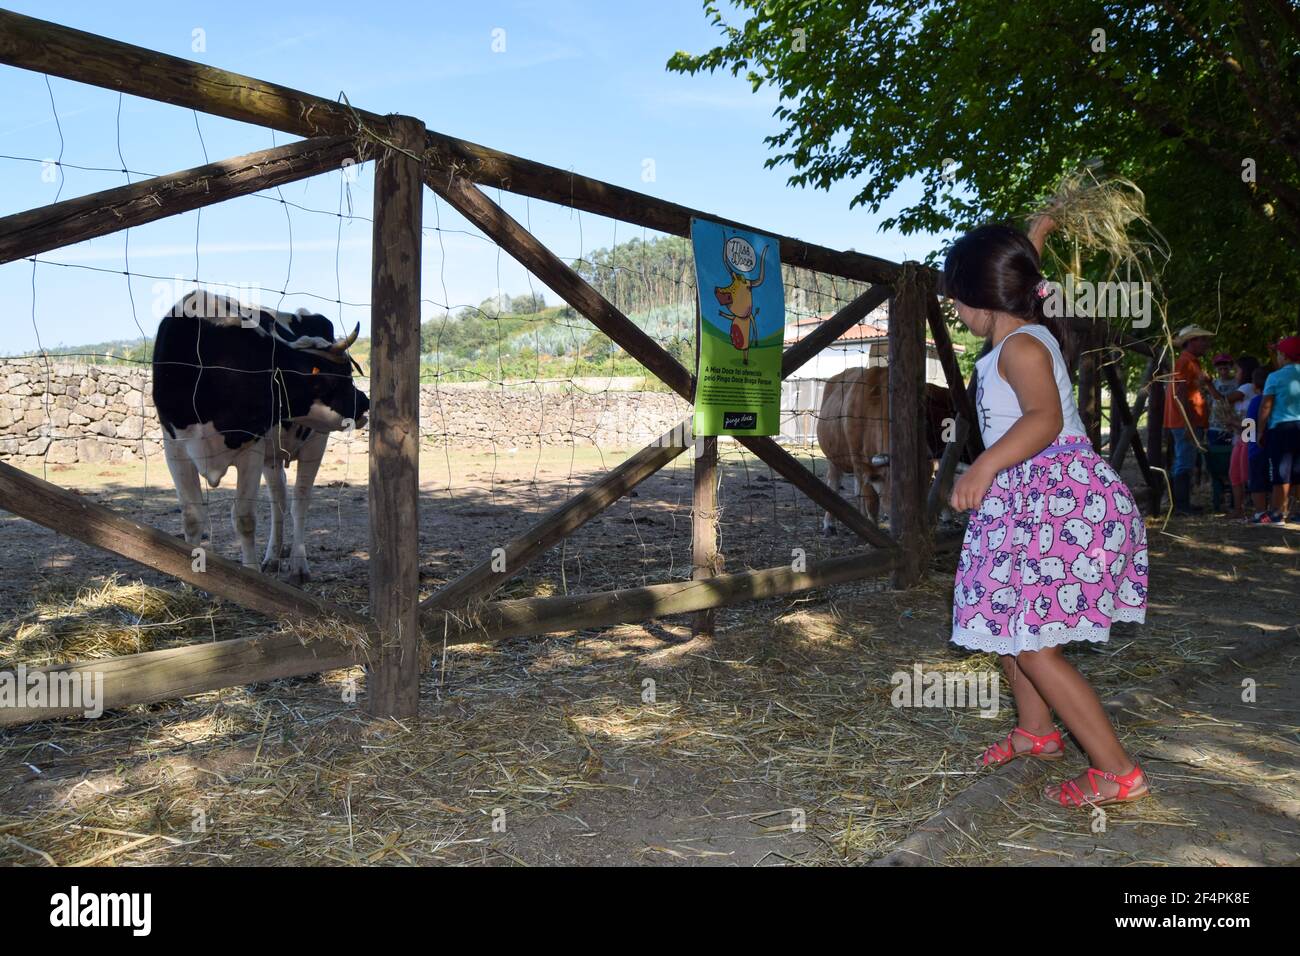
[1034,166,1173,346]
[276,612,372,660]
[0,575,216,668]
[1039,168,1168,278]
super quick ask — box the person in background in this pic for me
[1229,355,1261,519]
[1245,367,1275,523]
[1206,353,1240,513]
[1164,325,1215,514]
[1259,335,1300,523]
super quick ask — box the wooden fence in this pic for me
[0,10,1159,726]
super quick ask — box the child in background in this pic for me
[1206,353,1240,513]
[1228,356,1260,519]
[945,221,1150,809]
[1245,367,1275,523]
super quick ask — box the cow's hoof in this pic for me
[822,525,837,537]
[260,558,280,574]
[287,569,311,586]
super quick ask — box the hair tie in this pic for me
[1034,278,1051,299]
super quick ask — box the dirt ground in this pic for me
[946,648,1300,866]
[1,443,1297,866]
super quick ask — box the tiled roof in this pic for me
[783,308,963,351]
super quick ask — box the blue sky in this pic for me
[0,0,941,354]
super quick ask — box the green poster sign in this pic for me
[690,218,785,437]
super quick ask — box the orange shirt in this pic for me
[1165,350,1209,429]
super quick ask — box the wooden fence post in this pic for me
[889,263,931,588]
[367,115,425,720]
[692,435,721,638]
[1078,331,1102,449]
[1147,353,1168,513]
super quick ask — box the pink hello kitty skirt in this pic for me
[952,436,1148,655]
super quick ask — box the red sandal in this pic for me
[981,727,1065,768]
[1047,764,1150,808]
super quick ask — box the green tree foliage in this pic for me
[668,1,1300,356]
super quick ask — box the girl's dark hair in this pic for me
[942,224,1073,360]
[1235,354,1259,387]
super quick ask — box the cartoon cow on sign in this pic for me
[714,240,767,364]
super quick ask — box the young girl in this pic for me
[945,222,1151,808]
[1228,356,1260,519]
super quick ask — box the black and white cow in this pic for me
[152,290,370,583]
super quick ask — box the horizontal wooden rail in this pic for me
[0,631,361,726]
[438,548,900,645]
[0,136,363,265]
[3,534,964,726]
[0,9,386,138]
[434,531,965,646]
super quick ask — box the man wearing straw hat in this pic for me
[1165,324,1215,514]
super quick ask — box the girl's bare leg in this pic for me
[1013,646,1148,800]
[1231,483,1246,518]
[994,655,1061,755]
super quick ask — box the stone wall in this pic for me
[0,359,692,464]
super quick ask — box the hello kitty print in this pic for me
[952,436,1148,654]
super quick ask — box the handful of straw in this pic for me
[1032,166,1171,336]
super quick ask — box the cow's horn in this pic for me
[331,322,361,353]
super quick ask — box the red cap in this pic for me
[1277,336,1300,362]
[1212,353,1235,365]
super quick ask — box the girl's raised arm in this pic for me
[1026,212,1057,256]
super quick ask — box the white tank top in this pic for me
[974,323,1088,449]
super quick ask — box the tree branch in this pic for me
[1158,0,1300,166]
[1238,0,1300,144]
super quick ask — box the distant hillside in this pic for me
[31,338,153,366]
[10,234,874,386]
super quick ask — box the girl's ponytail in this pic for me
[1029,275,1075,366]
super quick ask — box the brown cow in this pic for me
[815,365,953,533]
